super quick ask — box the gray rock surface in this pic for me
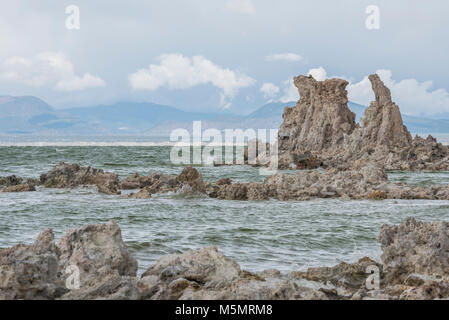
[0,175,38,192]
[40,162,121,195]
[379,217,449,285]
[3,218,449,300]
[0,229,66,299]
[127,166,206,199]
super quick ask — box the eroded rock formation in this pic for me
[278,73,449,171]
[3,218,449,300]
[278,76,356,169]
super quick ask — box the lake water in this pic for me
[1,144,449,275]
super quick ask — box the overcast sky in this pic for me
[1,0,448,116]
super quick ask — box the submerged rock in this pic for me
[40,162,121,195]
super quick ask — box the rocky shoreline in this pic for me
[1,217,449,300]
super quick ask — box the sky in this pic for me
[0,0,448,116]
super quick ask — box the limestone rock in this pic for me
[0,175,37,192]
[216,182,270,200]
[40,162,121,195]
[278,75,356,169]
[142,247,241,284]
[292,257,383,291]
[141,247,328,300]
[60,272,141,300]
[379,217,449,285]
[0,229,66,300]
[1,183,36,192]
[57,221,138,282]
[127,167,206,199]
[399,280,449,300]
[0,175,23,187]
[56,221,140,300]
[176,166,206,194]
[277,73,449,171]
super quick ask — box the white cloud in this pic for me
[56,74,106,92]
[129,54,256,107]
[299,66,449,115]
[265,53,303,62]
[348,69,449,115]
[280,79,299,103]
[307,66,327,81]
[0,52,105,91]
[260,82,280,99]
[347,76,373,106]
[225,0,255,15]
[279,67,328,102]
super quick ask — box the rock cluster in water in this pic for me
[2,163,448,201]
[2,217,449,300]
[126,166,206,199]
[120,164,449,201]
[0,175,38,192]
[40,162,121,195]
[278,74,449,171]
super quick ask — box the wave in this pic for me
[0,141,250,147]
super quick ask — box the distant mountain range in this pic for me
[0,95,448,137]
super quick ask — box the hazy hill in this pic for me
[0,96,447,136]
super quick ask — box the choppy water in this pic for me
[1,145,449,275]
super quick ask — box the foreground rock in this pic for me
[58,221,140,300]
[278,73,449,171]
[40,162,121,195]
[0,175,38,192]
[0,221,142,300]
[0,229,66,299]
[379,217,449,285]
[3,218,449,300]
